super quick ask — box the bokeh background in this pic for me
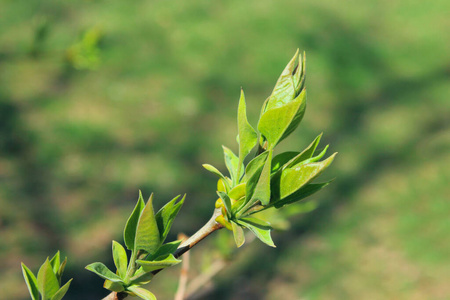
[1,0,449,299]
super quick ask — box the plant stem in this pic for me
[102,208,224,300]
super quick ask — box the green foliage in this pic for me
[204,50,336,247]
[65,27,102,70]
[85,192,184,299]
[21,252,72,300]
[23,50,335,299]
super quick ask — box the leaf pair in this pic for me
[22,251,72,300]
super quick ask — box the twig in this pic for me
[185,259,226,299]
[174,234,190,300]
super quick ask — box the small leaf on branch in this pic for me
[124,191,146,251]
[85,262,123,283]
[21,263,39,300]
[127,286,157,300]
[155,194,185,242]
[50,279,72,300]
[37,258,60,300]
[237,89,258,177]
[136,254,181,273]
[135,193,161,254]
[112,241,128,278]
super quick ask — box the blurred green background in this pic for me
[1,0,449,299]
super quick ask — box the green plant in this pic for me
[21,252,72,300]
[21,50,336,300]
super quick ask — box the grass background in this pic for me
[0,0,449,299]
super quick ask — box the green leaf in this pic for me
[112,241,128,278]
[217,191,232,218]
[51,279,72,300]
[245,151,269,181]
[295,52,306,94]
[278,153,336,199]
[124,191,146,251]
[57,257,67,283]
[85,262,123,283]
[273,181,332,209]
[147,240,182,261]
[49,251,60,275]
[228,183,246,201]
[202,164,232,191]
[283,133,323,169]
[247,150,272,207]
[258,90,306,148]
[265,49,299,111]
[238,219,275,247]
[223,146,243,186]
[155,195,185,243]
[21,263,39,300]
[271,151,299,174]
[136,254,181,273]
[135,193,161,254]
[129,268,154,285]
[37,258,60,300]
[237,89,258,177]
[231,221,245,248]
[104,280,125,292]
[127,286,157,300]
[240,216,272,230]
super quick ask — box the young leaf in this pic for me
[283,133,323,169]
[135,194,161,254]
[245,151,269,181]
[278,153,336,199]
[240,216,272,230]
[21,263,39,300]
[237,89,258,177]
[258,90,306,149]
[273,181,332,209]
[265,50,299,111]
[271,151,299,174]
[124,191,145,251]
[238,219,275,247]
[296,52,306,94]
[85,262,123,283]
[50,278,72,300]
[136,254,182,273]
[127,286,157,300]
[222,146,242,186]
[112,241,128,278]
[129,269,154,285]
[104,280,125,293]
[231,221,245,248]
[155,195,185,243]
[37,258,60,300]
[247,150,272,207]
[146,240,181,261]
[57,257,67,283]
[49,251,60,275]
[228,183,246,201]
[202,164,232,191]
[217,191,232,218]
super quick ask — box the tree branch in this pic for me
[102,208,224,300]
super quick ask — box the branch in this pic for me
[102,208,224,300]
[174,236,190,300]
